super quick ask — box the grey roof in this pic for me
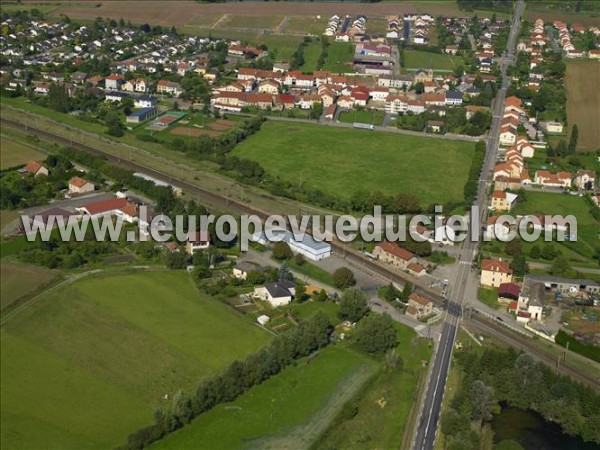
[265,282,293,298]
[525,274,600,288]
[445,91,462,99]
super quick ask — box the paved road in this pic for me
[412,2,525,449]
[254,113,484,142]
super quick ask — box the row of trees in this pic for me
[463,140,486,204]
[123,312,334,449]
[441,347,600,449]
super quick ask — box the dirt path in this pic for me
[245,363,377,450]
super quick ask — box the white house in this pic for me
[253,281,296,307]
[185,230,210,255]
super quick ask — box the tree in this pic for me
[541,244,558,260]
[294,253,306,266]
[510,253,528,277]
[333,267,356,289]
[550,254,571,276]
[414,81,425,94]
[529,244,541,259]
[338,287,369,322]
[294,280,307,301]
[354,313,398,354]
[272,241,293,260]
[470,380,496,428]
[401,282,413,301]
[568,124,579,153]
[277,262,293,281]
[504,239,522,256]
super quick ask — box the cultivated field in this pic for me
[150,346,378,449]
[565,61,600,152]
[0,262,59,311]
[232,121,475,206]
[403,50,463,71]
[0,270,271,449]
[45,1,503,28]
[0,135,46,169]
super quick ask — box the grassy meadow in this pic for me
[0,262,59,311]
[151,346,378,449]
[322,42,355,73]
[0,135,46,169]
[317,323,432,449]
[0,271,271,449]
[232,121,475,206]
[403,50,463,71]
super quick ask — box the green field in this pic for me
[338,109,385,126]
[0,262,59,311]
[322,42,355,73]
[403,50,463,71]
[299,41,323,72]
[0,271,271,449]
[232,121,475,206]
[151,346,377,449]
[317,323,432,449]
[511,192,600,265]
[0,135,46,169]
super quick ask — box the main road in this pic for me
[411,2,525,449]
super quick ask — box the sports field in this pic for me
[232,121,475,206]
[0,262,59,311]
[565,61,600,152]
[151,346,378,449]
[0,135,46,169]
[403,50,462,71]
[0,271,271,449]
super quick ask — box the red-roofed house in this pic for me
[480,259,513,288]
[68,176,95,194]
[406,292,433,320]
[186,230,210,255]
[373,242,417,270]
[22,161,48,177]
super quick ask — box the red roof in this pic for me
[82,198,128,215]
[499,282,520,298]
[409,292,431,306]
[481,259,512,275]
[377,242,415,261]
[23,161,45,174]
[69,176,91,188]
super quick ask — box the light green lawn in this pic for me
[404,50,463,71]
[1,271,271,449]
[233,121,475,206]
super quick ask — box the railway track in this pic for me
[3,116,599,391]
[469,315,600,390]
[0,117,443,299]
